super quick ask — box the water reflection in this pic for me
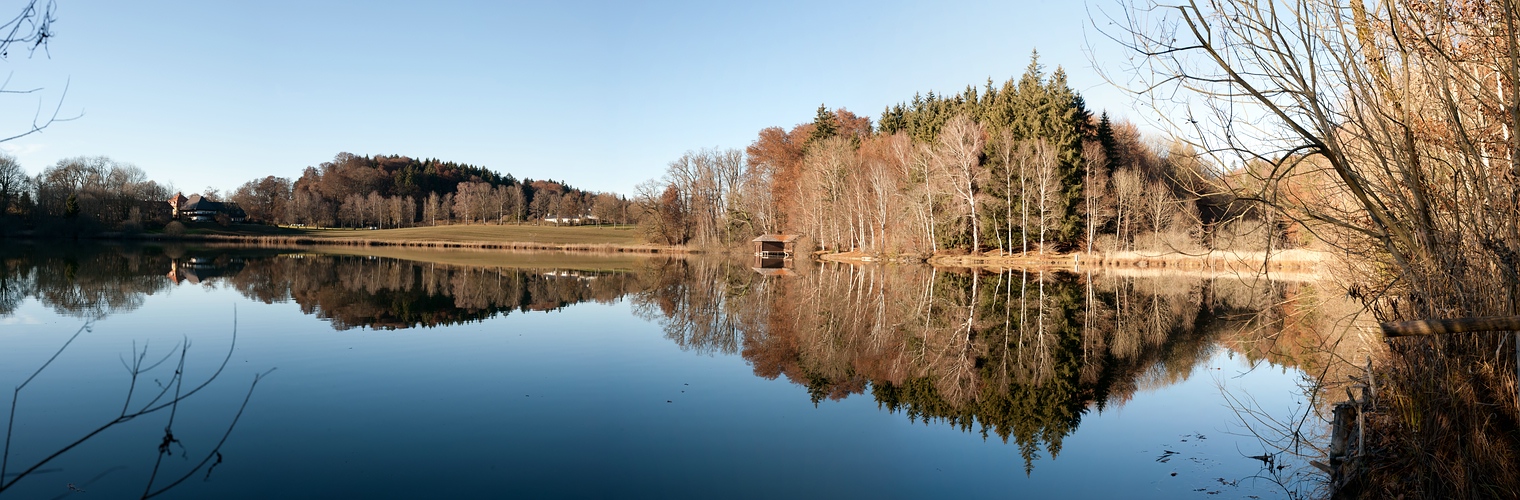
[227,255,639,330]
[1,245,178,319]
[0,318,264,498]
[634,259,1334,473]
[1,245,1340,481]
[0,244,643,330]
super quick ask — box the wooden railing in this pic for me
[1380,315,1520,407]
[1381,316,1520,406]
[1380,316,1520,337]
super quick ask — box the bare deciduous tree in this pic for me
[1031,139,1062,254]
[937,115,987,252]
[1111,168,1144,251]
[1082,141,1114,253]
[0,153,27,215]
[1107,0,1520,494]
[422,192,441,226]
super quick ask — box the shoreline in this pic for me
[160,233,695,254]
[5,231,1326,276]
[820,248,1330,276]
[2,229,694,255]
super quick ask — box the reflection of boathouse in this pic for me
[542,270,597,281]
[750,255,795,277]
[166,256,244,285]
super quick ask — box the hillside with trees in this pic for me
[0,151,636,236]
[281,153,513,227]
[273,153,632,229]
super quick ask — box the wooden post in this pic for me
[1330,402,1354,473]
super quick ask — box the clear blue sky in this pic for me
[0,0,1139,195]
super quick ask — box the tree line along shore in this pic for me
[0,53,1315,270]
[4,0,1518,494]
[637,52,1325,268]
[0,153,641,239]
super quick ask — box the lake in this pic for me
[0,243,1338,499]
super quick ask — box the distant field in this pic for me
[188,223,647,246]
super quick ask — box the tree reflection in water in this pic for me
[0,245,176,320]
[226,255,642,330]
[633,258,1343,473]
[0,244,644,329]
[0,245,1350,477]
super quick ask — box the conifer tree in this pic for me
[1013,50,1048,142]
[1095,112,1118,177]
[878,104,907,136]
[809,104,838,146]
[1045,67,1089,245]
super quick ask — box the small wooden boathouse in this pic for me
[751,234,799,257]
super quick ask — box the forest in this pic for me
[635,53,1284,257]
[0,152,637,235]
[0,56,1276,257]
[279,153,635,229]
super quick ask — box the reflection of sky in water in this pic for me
[0,268,1309,499]
[0,311,41,325]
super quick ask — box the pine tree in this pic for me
[1014,51,1050,142]
[809,104,838,145]
[1045,67,1090,246]
[1096,112,1118,176]
[879,104,907,136]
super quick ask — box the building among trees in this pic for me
[751,234,798,256]
[169,193,246,223]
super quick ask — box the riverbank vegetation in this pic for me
[1112,0,1520,496]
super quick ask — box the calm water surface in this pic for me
[0,244,1324,499]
